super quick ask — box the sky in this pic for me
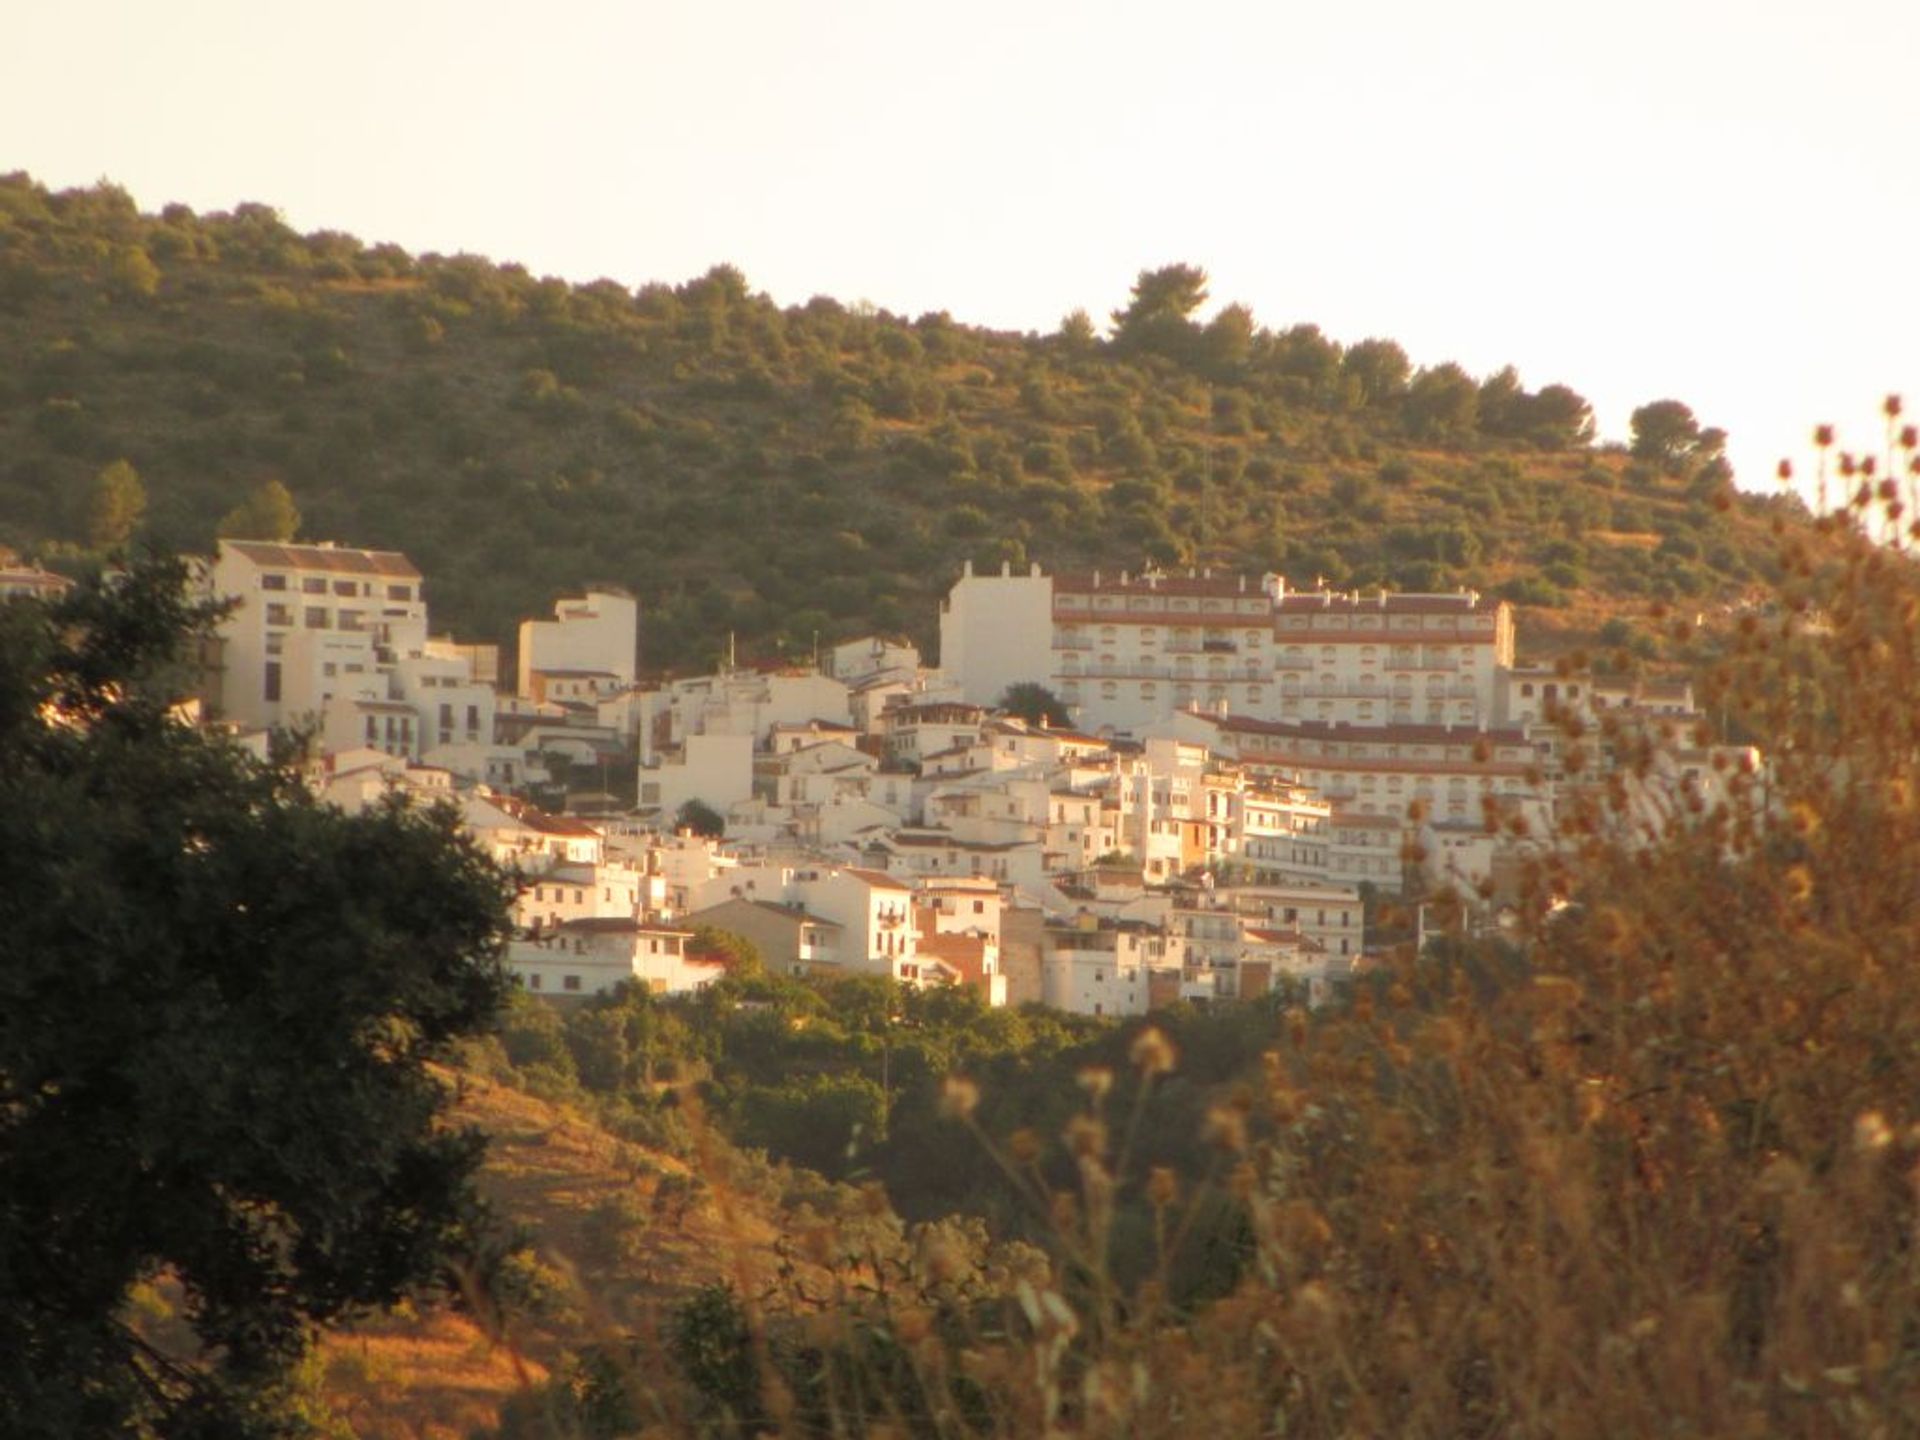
[7,0,1917,497]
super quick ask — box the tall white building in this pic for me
[210,541,426,733]
[937,560,1053,715]
[938,563,1512,735]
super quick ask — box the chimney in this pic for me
[1001,560,1011,576]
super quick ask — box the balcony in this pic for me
[1056,661,1176,680]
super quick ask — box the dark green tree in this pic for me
[1340,338,1412,409]
[1055,308,1098,354]
[674,797,726,837]
[998,680,1072,727]
[1404,363,1480,444]
[1629,398,1704,470]
[0,557,512,1439]
[1111,264,1209,360]
[1476,366,1526,436]
[1265,323,1343,399]
[1197,302,1255,378]
[1521,383,1596,449]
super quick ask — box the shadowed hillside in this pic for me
[0,174,1811,670]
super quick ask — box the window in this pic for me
[333,580,358,596]
[338,610,364,632]
[265,603,292,628]
[260,574,287,591]
[263,662,281,703]
[303,607,328,628]
[322,662,336,677]
[528,972,541,990]
[562,975,581,992]
[388,584,412,601]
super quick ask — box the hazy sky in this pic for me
[8,0,1916,496]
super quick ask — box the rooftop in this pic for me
[224,540,421,580]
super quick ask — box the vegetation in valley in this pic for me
[0,174,1808,670]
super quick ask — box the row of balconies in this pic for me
[1055,635,1249,655]
[1275,680,1479,700]
[1273,656,1463,673]
[1057,662,1264,681]
[1053,600,1269,622]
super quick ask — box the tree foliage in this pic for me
[1630,397,1709,470]
[216,479,301,542]
[1111,264,1209,360]
[997,680,1072,727]
[0,557,512,1438]
[0,174,1803,666]
[85,458,147,550]
[674,797,726,838]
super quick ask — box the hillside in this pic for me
[0,173,1810,670]
[303,1069,958,1439]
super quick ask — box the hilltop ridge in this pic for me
[0,173,1808,670]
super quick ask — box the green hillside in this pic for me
[0,173,1808,670]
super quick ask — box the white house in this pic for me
[507,920,718,998]
[517,588,637,698]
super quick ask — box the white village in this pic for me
[17,541,1747,1018]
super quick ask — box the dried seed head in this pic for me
[1076,1065,1113,1102]
[1129,1025,1176,1078]
[1204,1106,1248,1153]
[939,1075,979,1121]
[1147,1166,1178,1209]
[1065,1113,1107,1159]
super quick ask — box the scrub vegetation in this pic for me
[0,173,1806,670]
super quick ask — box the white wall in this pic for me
[937,562,1054,710]
[518,590,638,696]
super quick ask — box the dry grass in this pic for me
[316,1075,830,1437]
